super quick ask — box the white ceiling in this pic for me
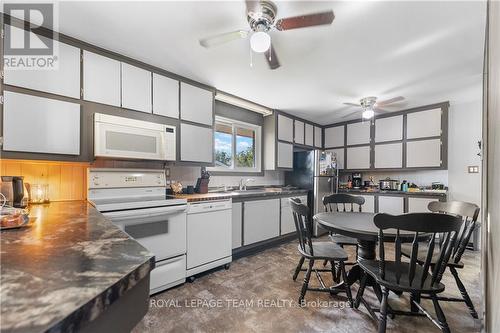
[56,1,486,124]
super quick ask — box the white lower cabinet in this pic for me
[408,197,438,213]
[360,195,375,213]
[280,195,307,235]
[232,202,242,249]
[378,196,404,215]
[244,199,280,245]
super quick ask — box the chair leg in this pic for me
[340,261,353,307]
[354,272,368,309]
[410,292,421,313]
[299,259,314,305]
[329,260,339,283]
[378,287,390,333]
[431,293,451,333]
[323,259,328,267]
[450,267,479,319]
[293,256,305,281]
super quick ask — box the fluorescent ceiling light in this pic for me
[215,92,273,116]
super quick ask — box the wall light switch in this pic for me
[468,166,479,173]
[165,167,171,177]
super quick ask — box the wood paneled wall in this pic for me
[0,159,90,201]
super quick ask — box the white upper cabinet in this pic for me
[277,142,293,168]
[5,41,80,99]
[180,83,213,126]
[305,124,314,146]
[346,146,370,169]
[314,126,322,148]
[3,91,80,155]
[83,51,121,107]
[324,125,344,148]
[294,120,304,145]
[153,74,179,119]
[407,108,442,139]
[347,121,371,145]
[375,115,403,142]
[406,139,442,167]
[121,62,152,113]
[277,114,294,142]
[180,123,213,163]
[374,143,403,169]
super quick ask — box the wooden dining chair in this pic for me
[322,194,365,272]
[401,201,480,318]
[290,198,353,306]
[355,212,462,333]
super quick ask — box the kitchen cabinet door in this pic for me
[121,62,152,113]
[347,121,371,145]
[153,74,179,119]
[280,195,307,235]
[378,196,404,215]
[374,143,403,169]
[277,114,294,142]
[244,199,280,245]
[180,123,213,163]
[305,124,314,147]
[83,50,121,107]
[294,120,305,145]
[4,41,80,98]
[277,142,293,168]
[327,148,345,169]
[3,91,80,155]
[407,108,442,139]
[406,139,441,167]
[360,195,375,213]
[314,126,323,148]
[324,125,344,148]
[408,197,438,213]
[232,202,242,249]
[375,115,403,142]
[346,146,370,169]
[180,83,213,126]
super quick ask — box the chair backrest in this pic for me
[322,193,365,213]
[428,201,480,263]
[290,197,314,256]
[374,212,462,288]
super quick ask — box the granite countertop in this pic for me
[0,201,155,333]
[175,188,309,202]
[339,188,447,197]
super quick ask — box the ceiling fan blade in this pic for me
[199,30,248,48]
[374,107,391,113]
[245,0,260,18]
[275,10,335,31]
[343,102,361,107]
[376,96,405,106]
[341,110,360,119]
[265,44,280,70]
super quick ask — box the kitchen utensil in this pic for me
[379,178,400,191]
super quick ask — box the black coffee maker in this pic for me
[1,176,27,208]
[352,173,362,189]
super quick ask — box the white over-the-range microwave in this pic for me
[94,113,176,161]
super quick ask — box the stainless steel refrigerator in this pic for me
[284,149,339,237]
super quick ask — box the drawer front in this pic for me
[150,255,186,292]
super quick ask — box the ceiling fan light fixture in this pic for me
[362,109,375,119]
[250,31,271,53]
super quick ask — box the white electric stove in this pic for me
[88,168,188,294]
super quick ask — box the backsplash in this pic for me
[169,166,285,188]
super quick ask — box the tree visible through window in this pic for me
[213,118,260,172]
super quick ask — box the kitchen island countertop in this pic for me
[0,201,155,333]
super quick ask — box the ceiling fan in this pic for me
[341,96,405,120]
[199,0,335,70]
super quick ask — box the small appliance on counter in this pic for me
[352,173,362,189]
[379,177,400,191]
[0,176,28,208]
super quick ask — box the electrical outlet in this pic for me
[468,166,479,173]
[165,167,171,177]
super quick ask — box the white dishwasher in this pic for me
[186,199,232,280]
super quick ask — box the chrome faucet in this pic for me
[239,178,255,191]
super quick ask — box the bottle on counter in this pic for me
[347,176,352,189]
[401,180,408,192]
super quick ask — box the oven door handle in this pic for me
[103,205,187,220]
